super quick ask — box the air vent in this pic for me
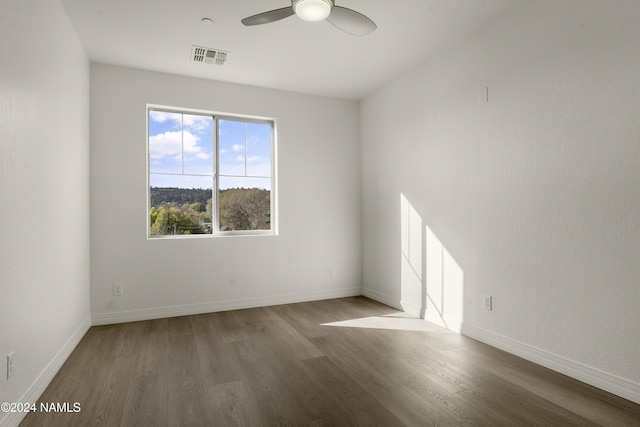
[191,45,229,66]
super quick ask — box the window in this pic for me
[147,106,275,238]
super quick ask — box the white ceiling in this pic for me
[61,0,522,100]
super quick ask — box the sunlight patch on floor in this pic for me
[321,313,448,332]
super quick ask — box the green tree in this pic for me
[219,188,270,231]
[150,206,159,229]
[150,206,204,236]
[189,202,206,213]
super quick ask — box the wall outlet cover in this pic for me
[113,283,123,296]
[483,295,493,311]
[7,351,15,379]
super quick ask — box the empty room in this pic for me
[1,0,639,425]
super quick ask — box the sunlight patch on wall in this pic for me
[426,226,464,332]
[400,193,423,316]
[400,193,464,332]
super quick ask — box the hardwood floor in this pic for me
[21,297,640,426]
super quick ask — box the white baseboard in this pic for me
[363,288,465,334]
[424,310,462,333]
[1,316,91,427]
[399,300,423,318]
[362,287,403,311]
[461,323,640,405]
[92,287,363,325]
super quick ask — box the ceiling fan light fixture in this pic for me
[293,0,333,22]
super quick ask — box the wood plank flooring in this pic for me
[21,297,640,426]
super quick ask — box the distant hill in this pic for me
[150,187,211,206]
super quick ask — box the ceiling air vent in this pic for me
[191,45,229,66]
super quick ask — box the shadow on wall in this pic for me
[400,193,464,332]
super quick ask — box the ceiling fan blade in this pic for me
[241,7,295,26]
[326,6,377,36]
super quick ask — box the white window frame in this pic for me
[147,104,277,239]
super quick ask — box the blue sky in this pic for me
[148,111,271,190]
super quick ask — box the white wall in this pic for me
[0,0,91,425]
[361,0,640,402]
[90,64,361,323]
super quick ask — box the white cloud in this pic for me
[183,114,212,133]
[247,135,262,145]
[149,131,182,159]
[230,155,261,164]
[149,131,210,160]
[149,111,181,124]
[232,144,244,152]
[149,111,212,134]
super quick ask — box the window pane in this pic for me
[149,111,183,174]
[219,120,246,176]
[246,122,271,177]
[149,174,213,237]
[218,177,271,231]
[182,114,214,175]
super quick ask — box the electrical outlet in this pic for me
[7,351,15,380]
[113,283,123,296]
[477,86,489,104]
[330,267,336,277]
[483,295,492,311]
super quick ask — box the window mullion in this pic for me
[244,121,248,177]
[213,117,220,234]
[181,113,185,175]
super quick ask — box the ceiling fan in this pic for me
[241,0,377,37]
